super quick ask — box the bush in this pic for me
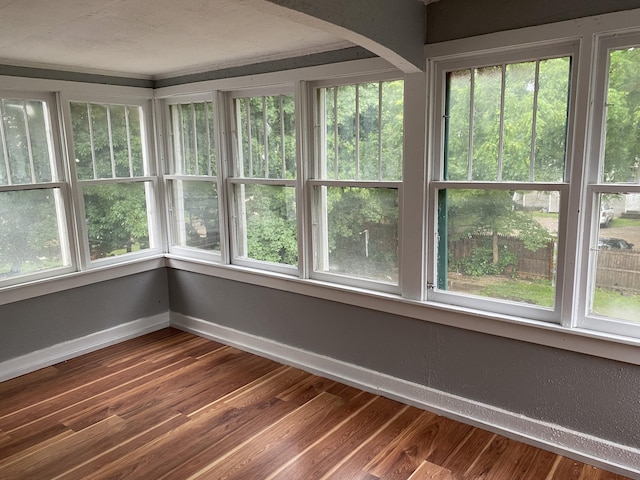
[453,246,518,277]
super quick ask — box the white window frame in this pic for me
[308,73,404,294]
[225,85,299,276]
[162,92,225,263]
[579,32,640,337]
[61,93,162,269]
[0,90,77,287]
[426,42,579,323]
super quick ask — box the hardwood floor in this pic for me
[0,328,632,480]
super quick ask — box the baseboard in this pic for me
[0,312,170,382]
[170,312,640,479]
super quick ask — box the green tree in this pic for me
[71,102,150,258]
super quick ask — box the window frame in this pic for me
[579,32,640,337]
[61,93,162,269]
[308,73,405,294]
[162,92,225,263]
[225,85,300,276]
[0,90,77,287]
[426,42,579,323]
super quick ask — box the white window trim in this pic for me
[162,93,224,263]
[0,90,78,287]
[60,93,163,269]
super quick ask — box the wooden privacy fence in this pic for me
[596,249,640,293]
[449,234,555,280]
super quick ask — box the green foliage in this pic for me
[0,190,63,275]
[453,245,517,277]
[603,48,640,182]
[71,102,150,258]
[446,57,569,182]
[83,183,149,259]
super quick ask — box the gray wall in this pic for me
[426,0,640,43]
[168,268,640,449]
[0,269,169,362]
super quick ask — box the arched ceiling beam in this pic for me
[250,0,426,73]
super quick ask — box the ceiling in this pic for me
[0,0,355,79]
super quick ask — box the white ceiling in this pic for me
[0,0,354,79]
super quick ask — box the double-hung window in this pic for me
[66,97,159,266]
[429,45,575,322]
[310,77,404,292]
[0,92,73,285]
[583,33,640,335]
[164,95,221,260]
[228,88,298,274]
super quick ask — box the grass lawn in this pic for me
[481,278,640,323]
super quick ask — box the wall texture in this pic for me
[168,268,640,450]
[0,269,169,363]
[426,0,640,43]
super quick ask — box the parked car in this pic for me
[598,237,634,249]
[600,202,614,226]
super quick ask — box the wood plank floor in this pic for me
[0,328,632,480]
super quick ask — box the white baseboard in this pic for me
[170,312,640,479]
[0,312,170,382]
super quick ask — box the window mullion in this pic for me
[280,95,286,178]
[263,96,268,178]
[467,69,475,181]
[378,82,383,181]
[247,98,253,178]
[106,105,116,178]
[190,103,199,176]
[21,101,37,184]
[0,102,13,185]
[125,106,134,177]
[333,88,338,179]
[87,103,97,180]
[204,101,213,176]
[530,61,541,182]
[497,64,506,182]
[355,84,360,180]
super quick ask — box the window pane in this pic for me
[314,186,398,283]
[0,189,69,278]
[236,95,294,179]
[170,102,215,176]
[502,62,535,181]
[438,189,558,307]
[591,193,640,323]
[445,58,569,182]
[71,102,146,180]
[83,182,152,259]
[233,184,297,265]
[445,70,471,181]
[169,180,219,251]
[535,57,570,182]
[320,81,403,181]
[0,99,54,185]
[603,47,640,183]
[472,66,501,181]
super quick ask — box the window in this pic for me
[311,78,404,291]
[429,47,574,321]
[0,93,73,286]
[165,97,221,259]
[584,34,640,335]
[228,90,298,273]
[67,99,159,265]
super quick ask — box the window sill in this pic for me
[165,254,640,366]
[0,255,166,307]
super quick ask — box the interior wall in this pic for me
[426,0,640,43]
[168,268,640,450]
[0,269,169,363]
